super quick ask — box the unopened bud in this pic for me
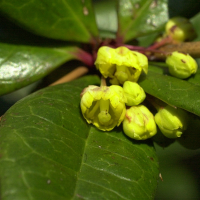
[123,81,146,106]
[95,46,148,85]
[166,51,198,79]
[123,105,157,140]
[132,51,148,74]
[155,105,188,138]
[165,17,197,42]
[80,85,126,131]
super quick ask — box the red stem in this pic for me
[73,48,94,67]
[147,36,173,50]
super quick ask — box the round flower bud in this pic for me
[123,105,157,140]
[94,46,116,79]
[165,17,197,42]
[95,46,148,85]
[155,105,188,138]
[166,51,198,79]
[123,81,146,106]
[80,85,127,131]
[132,51,148,74]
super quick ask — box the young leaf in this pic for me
[0,75,159,200]
[117,0,168,42]
[0,43,80,95]
[138,70,200,116]
[0,0,98,42]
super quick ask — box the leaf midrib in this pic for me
[61,0,92,39]
[71,125,92,200]
[119,0,152,41]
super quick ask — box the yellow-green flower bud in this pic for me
[109,76,120,85]
[123,105,157,140]
[94,46,116,79]
[80,85,126,131]
[155,105,188,138]
[166,51,198,79]
[165,17,197,42]
[123,81,146,106]
[132,51,148,74]
[95,46,148,85]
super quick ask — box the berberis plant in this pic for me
[1,0,200,199]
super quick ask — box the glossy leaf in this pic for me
[187,71,200,86]
[117,0,200,43]
[117,0,168,42]
[93,0,118,39]
[0,75,159,200]
[0,43,80,95]
[0,0,98,42]
[148,63,169,75]
[138,70,200,116]
[149,63,200,86]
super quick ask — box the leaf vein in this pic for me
[79,178,130,200]
[13,129,78,175]
[83,163,136,183]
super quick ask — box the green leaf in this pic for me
[192,12,200,42]
[138,70,200,116]
[117,0,168,42]
[187,71,200,86]
[93,0,118,39]
[0,75,159,200]
[117,0,200,43]
[0,0,98,42]
[137,32,160,47]
[0,42,79,95]
[149,63,200,87]
[148,63,169,75]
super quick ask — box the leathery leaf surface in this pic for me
[0,75,159,200]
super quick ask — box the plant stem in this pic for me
[147,36,173,50]
[158,41,200,58]
[74,48,94,67]
[146,95,166,111]
[50,66,88,86]
[100,76,107,87]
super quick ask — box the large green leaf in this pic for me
[0,75,159,200]
[117,0,168,42]
[0,0,98,42]
[138,70,200,116]
[0,43,79,95]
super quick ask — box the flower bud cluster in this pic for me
[95,46,148,85]
[80,46,158,140]
[80,44,190,141]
